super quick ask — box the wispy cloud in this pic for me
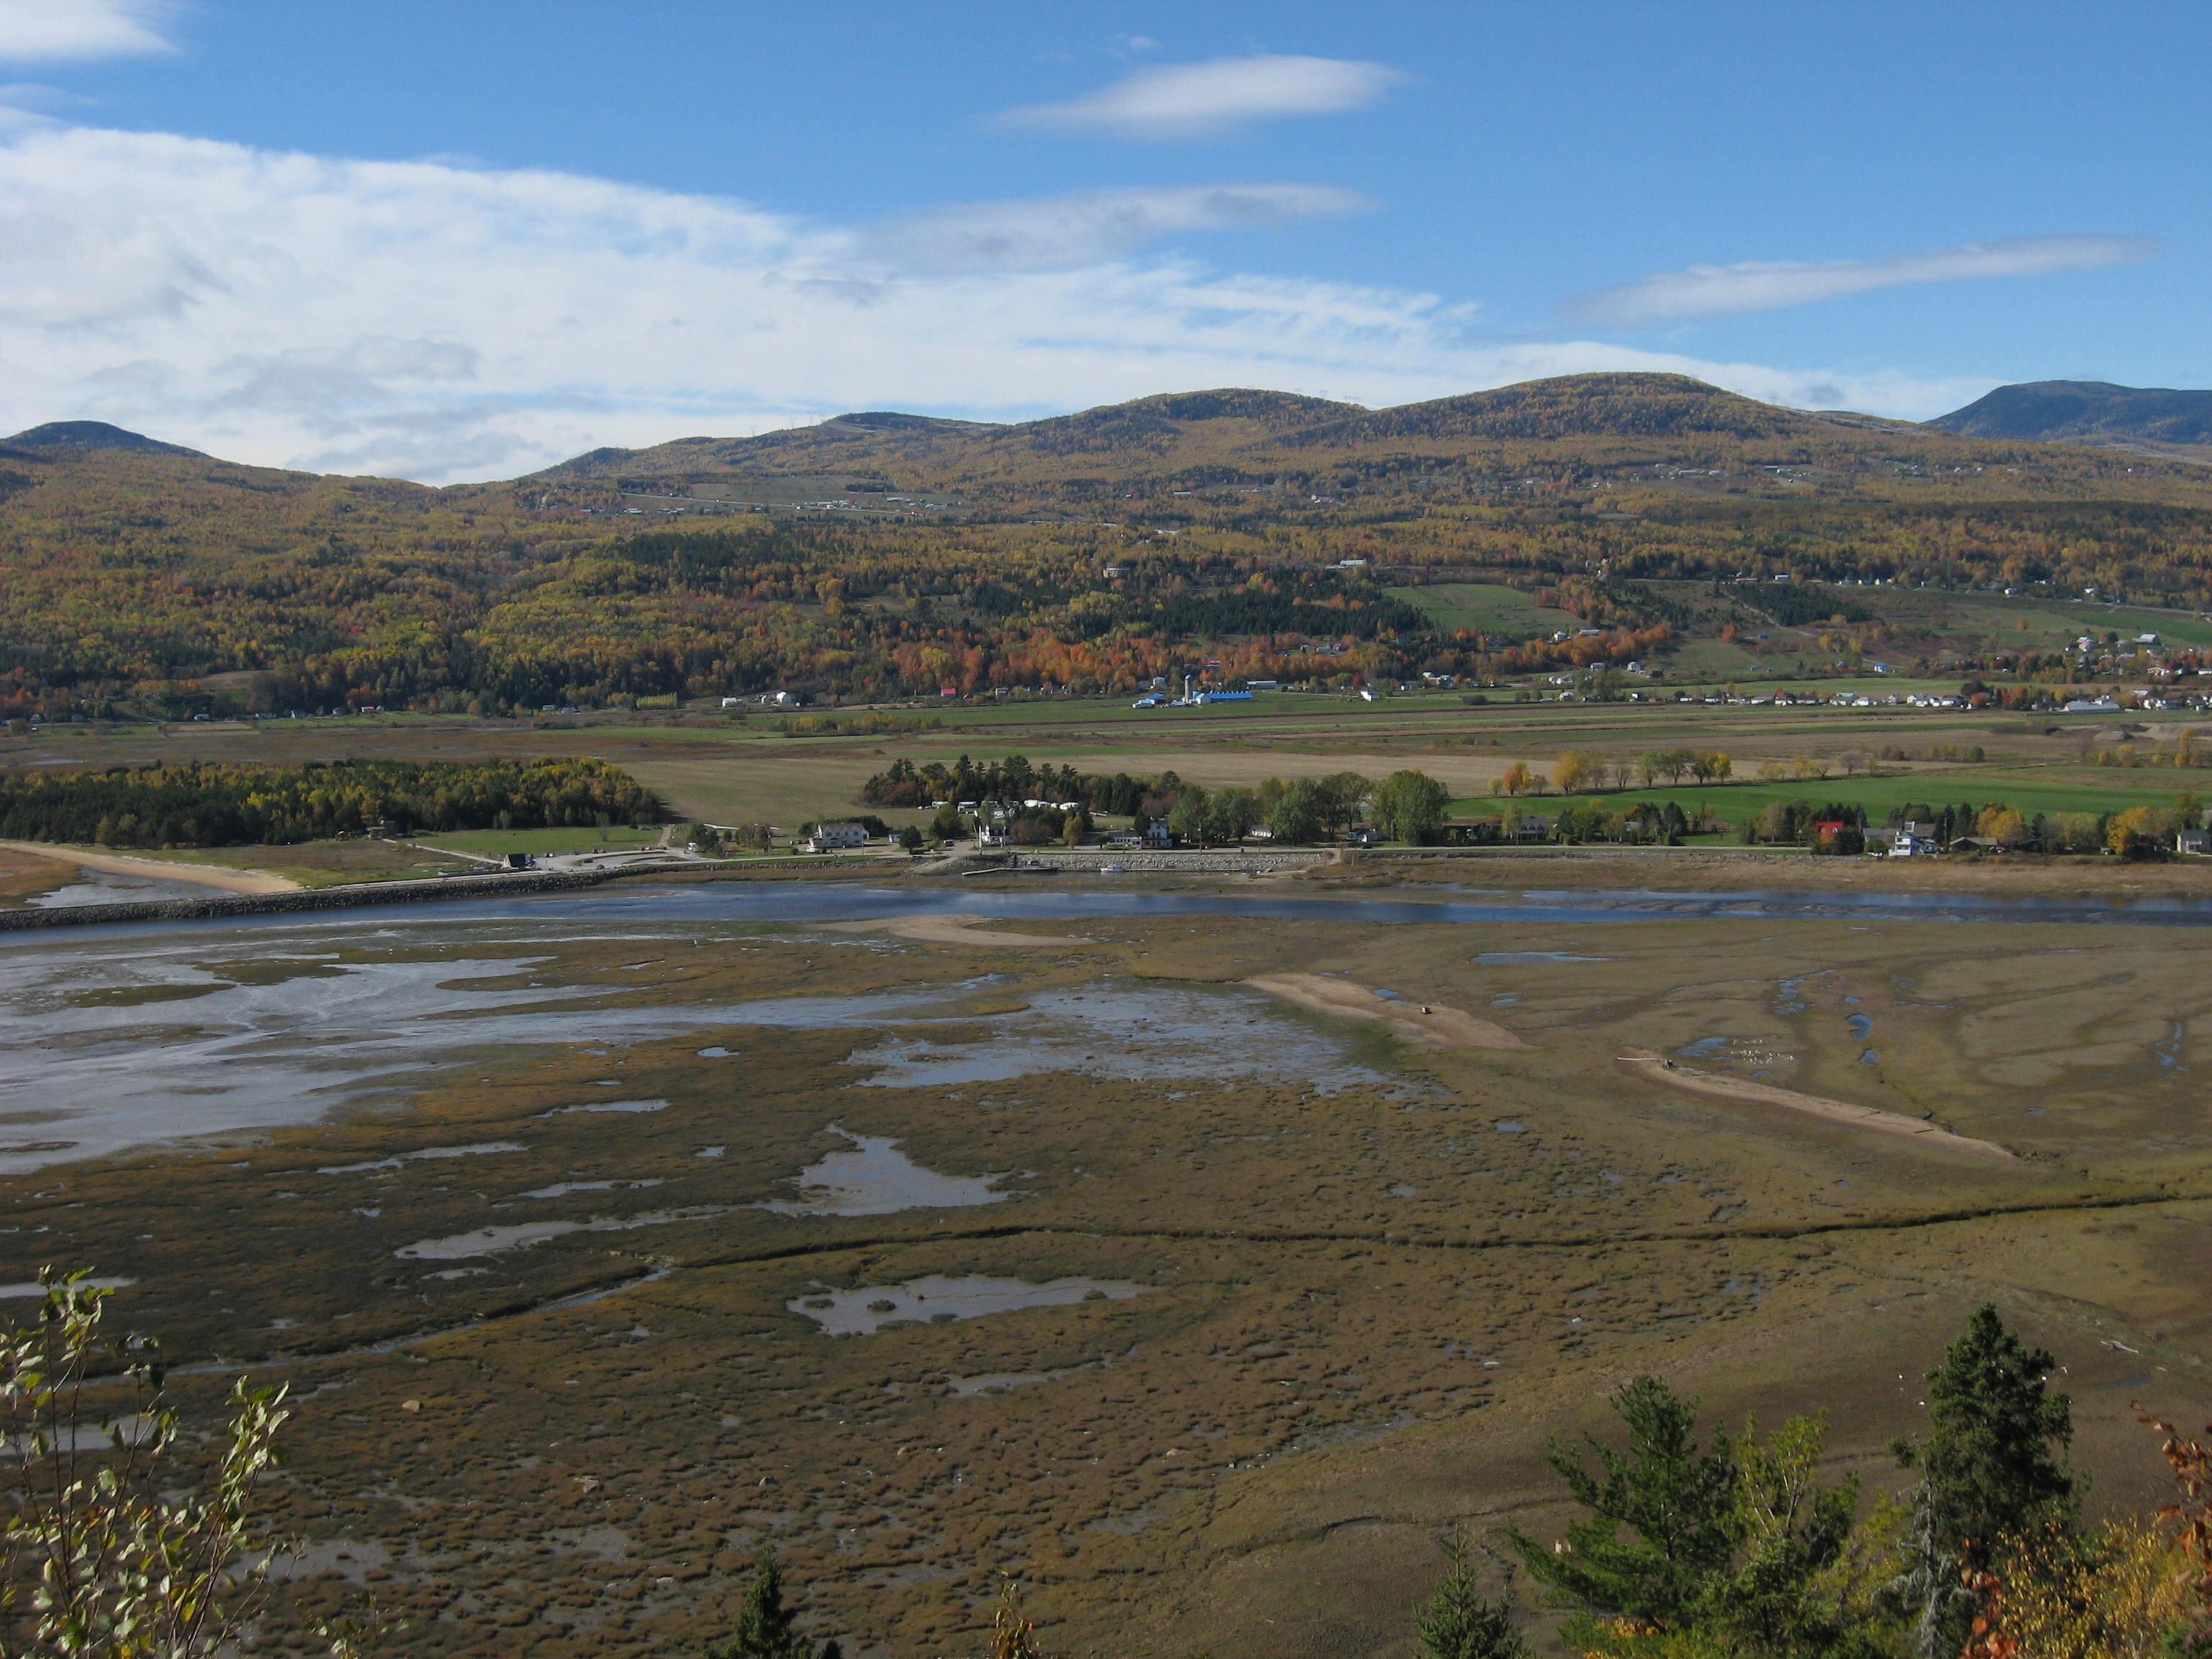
[1561,234,2159,327]
[1002,54,1403,140]
[0,122,1984,482]
[0,0,175,63]
[866,183,1371,275]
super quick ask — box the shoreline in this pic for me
[8,839,2212,932]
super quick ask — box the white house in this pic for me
[805,822,869,852]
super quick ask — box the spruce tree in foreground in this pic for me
[1416,1533,1525,1659]
[1509,1375,1737,1629]
[1507,1380,1869,1658]
[711,1545,839,1659]
[1892,1303,2076,1659]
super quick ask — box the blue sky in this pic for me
[0,1,2203,480]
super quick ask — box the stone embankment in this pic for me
[1011,849,1328,874]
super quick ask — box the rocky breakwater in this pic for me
[1014,849,1328,874]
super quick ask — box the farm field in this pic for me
[4,868,2211,1656]
[9,691,2211,851]
[1391,581,1581,637]
[1467,768,2211,830]
[415,825,667,858]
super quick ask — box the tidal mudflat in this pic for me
[4,884,2211,1658]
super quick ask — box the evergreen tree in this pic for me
[1892,1304,2076,1658]
[1509,1376,1737,1629]
[711,1546,814,1659]
[1416,1535,1526,1659]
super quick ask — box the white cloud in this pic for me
[1561,234,2159,327]
[0,122,1986,483]
[866,183,1370,275]
[1002,54,1403,140]
[0,0,174,62]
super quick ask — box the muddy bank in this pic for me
[1361,845,2212,900]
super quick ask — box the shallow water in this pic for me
[0,938,978,1172]
[947,1371,1061,1395]
[0,1276,132,1300]
[394,1206,724,1261]
[518,1178,664,1200]
[17,870,2210,1174]
[27,868,212,908]
[56,878,2212,943]
[845,983,1390,1094]
[755,1127,1004,1218]
[787,1273,1146,1336]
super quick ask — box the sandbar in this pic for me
[823,914,1090,948]
[1616,1051,2014,1161]
[1244,973,1531,1050]
[0,840,301,895]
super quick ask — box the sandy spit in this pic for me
[822,914,1091,948]
[1616,1051,2014,1161]
[0,840,302,895]
[1244,973,1532,1050]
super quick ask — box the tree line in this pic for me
[864,755,1465,847]
[0,757,660,848]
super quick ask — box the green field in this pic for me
[1391,581,1578,637]
[1452,769,2205,827]
[414,824,664,855]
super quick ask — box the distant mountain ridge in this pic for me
[530,373,1836,487]
[1931,380,2212,449]
[12,371,2212,723]
[1,421,204,459]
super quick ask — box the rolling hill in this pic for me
[10,372,2212,720]
[1931,380,2212,455]
[536,374,1928,493]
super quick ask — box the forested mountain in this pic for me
[1931,380,2212,452]
[9,372,2212,720]
[2,421,206,459]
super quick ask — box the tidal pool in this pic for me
[27,869,212,909]
[318,1142,525,1174]
[395,1206,726,1261]
[788,1274,1146,1336]
[1475,951,1611,963]
[755,1128,1005,1218]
